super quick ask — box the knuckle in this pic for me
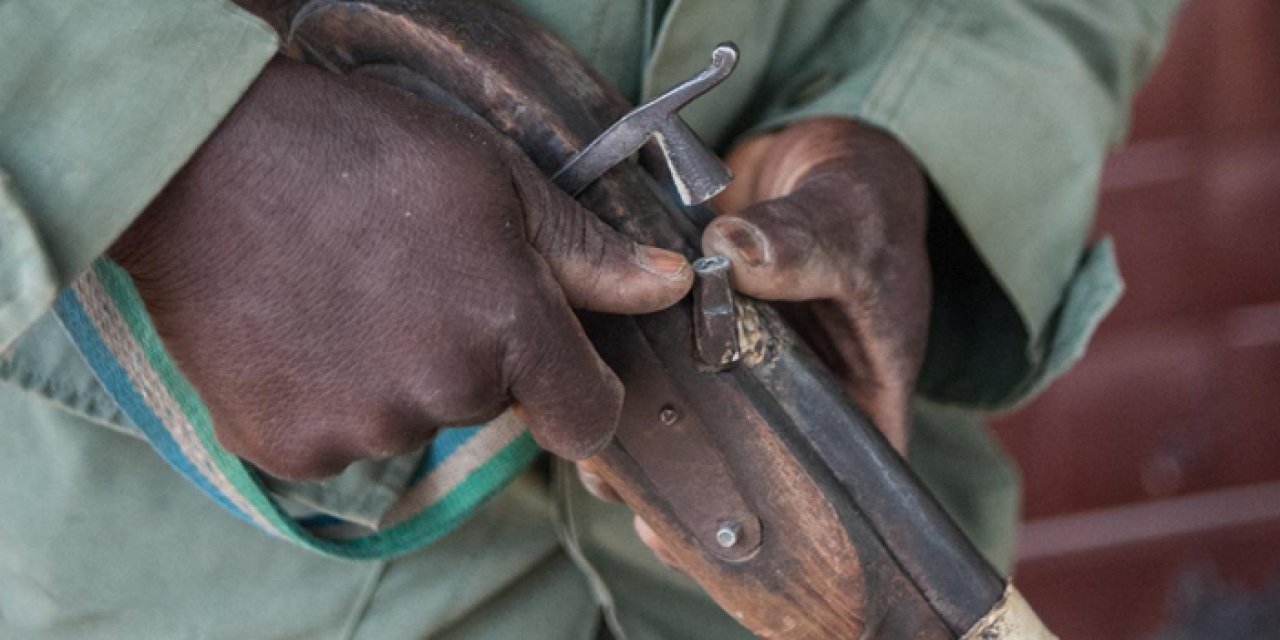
[499,335,542,389]
[751,201,818,272]
[528,202,597,261]
[476,291,545,355]
[493,296,559,370]
[492,292,539,335]
[527,202,572,256]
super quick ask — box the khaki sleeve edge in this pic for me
[0,0,279,310]
[0,171,57,350]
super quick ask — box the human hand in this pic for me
[705,117,930,450]
[578,117,931,567]
[109,56,694,480]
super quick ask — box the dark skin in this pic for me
[111,56,695,479]
[119,1,931,563]
[709,118,930,451]
[579,117,931,564]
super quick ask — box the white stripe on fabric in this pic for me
[380,411,528,527]
[72,270,277,534]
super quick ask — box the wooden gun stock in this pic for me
[285,1,1052,637]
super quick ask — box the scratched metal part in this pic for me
[294,3,1007,632]
[550,45,746,372]
[552,43,738,205]
[692,256,742,371]
[293,2,1008,634]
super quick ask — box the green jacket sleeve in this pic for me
[0,0,278,349]
[748,0,1182,408]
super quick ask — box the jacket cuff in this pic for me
[745,0,1176,406]
[0,172,57,349]
[0,0,279,347]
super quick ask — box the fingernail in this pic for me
[710,219,769,267]
[637,246,690,280]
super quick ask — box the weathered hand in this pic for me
[579,117,931,568]
[110,56,693,481]
[706,117,930,450]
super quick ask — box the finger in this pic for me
[701,194,848,301]
[711,131,780,215]
[577,459,622,502]
[634,516,680,570]
[506,286,622,460]
[508,155,693,314]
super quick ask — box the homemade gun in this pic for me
[285,1,1054,637]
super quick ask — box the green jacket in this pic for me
[0,1,1179,634]
[0,0,1179,402]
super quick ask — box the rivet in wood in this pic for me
[716,520,741,548]
[659,404,681,425]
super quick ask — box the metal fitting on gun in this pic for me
[693,255,742,371]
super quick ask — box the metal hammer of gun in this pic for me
[289,0,1055,636]
[553,43,744,375]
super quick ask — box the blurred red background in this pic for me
[992,0,1280,637]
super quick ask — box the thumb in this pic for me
[509,158,694,314]
[701,196,846,301]
[506,289,625,460]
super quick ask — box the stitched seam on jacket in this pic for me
[339,561,390,640]
[860,0,953,124]
[0,378,135,435]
